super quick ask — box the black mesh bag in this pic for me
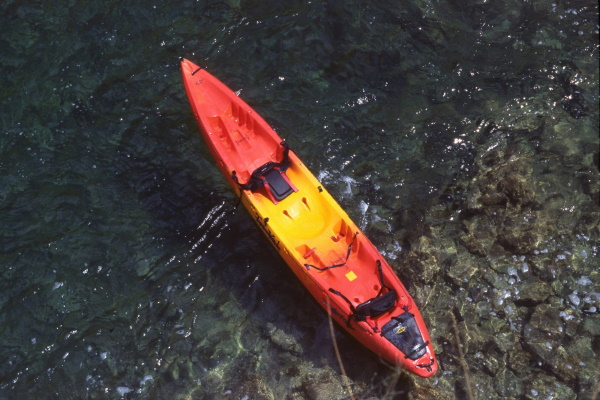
[381,312,429,360]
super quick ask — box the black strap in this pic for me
[417,358,435,372]
[328,288,362,328]
[375,260,393,295]
[280,140,290,163]
[231,169,261,191]
[405,341,430,360]
[304,232,358,271]
[329,288,359,314]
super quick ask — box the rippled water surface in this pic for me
[1,1,598,399]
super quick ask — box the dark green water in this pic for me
[1,1,598,399]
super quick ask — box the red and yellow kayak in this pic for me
[181,58,437,377]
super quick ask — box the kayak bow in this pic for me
[180,58,437,377]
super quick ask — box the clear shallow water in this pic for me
[1,1,598,399]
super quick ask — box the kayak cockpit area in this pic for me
[279,197,411,328]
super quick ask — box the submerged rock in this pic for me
[523,373,577,400]
[459,217,496,257]
[515,277,553,306]
[266,323,303,355]
[554,336,597,386]
[493,367,524,398]
[303,373,346,400]
[507,344,534,378]
[496,173,536,207]
[496,214,543,254]
[410,374,457,400]
[523,303,564,361]
[444,250,480,287]
[228,373,275,400]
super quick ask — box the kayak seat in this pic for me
[355,290,398,318]
[328,260,397,327]
[329,288,397,321]
[231,140,298,204]
[263,167,295,203]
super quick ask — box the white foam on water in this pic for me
[116,387,133,396]
[341,175,357,195]
[140,375,153,386]
[577,276,592,286]
[568,291,580,307]
[358,200,369,217]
